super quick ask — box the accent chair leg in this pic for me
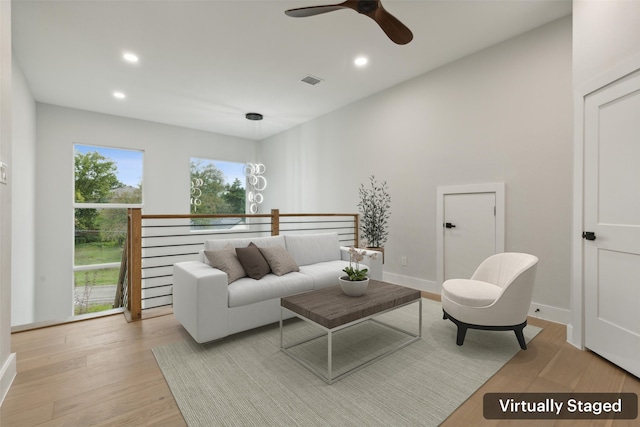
[514,325,527,350]
[456,324,467,346]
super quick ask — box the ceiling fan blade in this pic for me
[370,6,413,45]
[285,4,348,18]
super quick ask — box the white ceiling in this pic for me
[12,0,572,140]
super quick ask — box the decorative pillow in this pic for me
[259,246,300,276]
[236,242,271,280]
[204,244,246,284]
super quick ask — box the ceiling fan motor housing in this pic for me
[358,0,378,14]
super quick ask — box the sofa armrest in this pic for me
[340,247,383,281]
[173,261,229,343]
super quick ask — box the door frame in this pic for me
[570,53,640,350]
[436,182,505,292]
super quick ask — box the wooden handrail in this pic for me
[138,212,357,219]
[138,213,273,219]
[120,208,359,321]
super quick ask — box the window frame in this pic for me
[72,144,144,315]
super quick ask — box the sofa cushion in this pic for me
[204,244,246,284]
[228,272,314,308]
[299,260,365,290]
[259,245,300,276]
[284,233,341,266]
[205,235,285,251]
[235,243,271,280]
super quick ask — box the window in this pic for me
[73,144,143,315]
[190,158,246,230]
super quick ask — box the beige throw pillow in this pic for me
[259,246,300,276]
[204,244,247,284]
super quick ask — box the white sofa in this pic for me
[173,232,382,343]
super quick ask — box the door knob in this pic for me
[445,223,456,229]
[582,231,596,241]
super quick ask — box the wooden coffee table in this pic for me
[280,280,422,384]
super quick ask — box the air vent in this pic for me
[301,75,323,86]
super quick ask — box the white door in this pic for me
[584,68,640,378]
[443,192,496,280]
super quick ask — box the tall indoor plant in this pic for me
[357,175,391,255]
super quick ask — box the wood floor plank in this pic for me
[0,402,54,426]
[538,343,593,389]
[90,398,185,427]
[15,348,89,372]
[622,373,640,394]
[7,350,158,395]
[2,355,161,417]
[39,381,175,427]
[574,351,627,393]
[52,377,169,418]
[13,355,87,385]
[524,375,573,394]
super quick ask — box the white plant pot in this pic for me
[338,276,369,297]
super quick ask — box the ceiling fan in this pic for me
[285,0,413,45]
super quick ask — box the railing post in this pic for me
[127,208,142,321]
[271,209,280,236]
[355,214,360,248]
[114,241,128,308]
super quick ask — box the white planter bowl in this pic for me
[338,277,369,297]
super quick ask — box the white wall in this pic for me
[0,0,16,404]
[261,17,573,320]
[570,1,640,346]
[11,56,36,326]
[34,104,259,322]
[573,0,640,89]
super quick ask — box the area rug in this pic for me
[153,298,541,426]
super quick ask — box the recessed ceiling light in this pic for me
[354,56,368,67]
[113,91,126,99]
[122,52,139,63]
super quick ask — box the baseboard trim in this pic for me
[382,272,437,293]
[11,308,125,333]
[527,301,570,325]
[0,352,16,405]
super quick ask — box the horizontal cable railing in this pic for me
[118,209,359,321]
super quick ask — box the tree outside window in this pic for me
[190,158,246,229]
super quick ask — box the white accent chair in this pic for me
[441,252,538,350]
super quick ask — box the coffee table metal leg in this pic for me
[280,308,283,349]
[419,298,422,337]
[328,330,333,384]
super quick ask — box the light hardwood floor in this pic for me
[2,295,639,426]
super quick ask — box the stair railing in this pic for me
[116,209,359,321]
